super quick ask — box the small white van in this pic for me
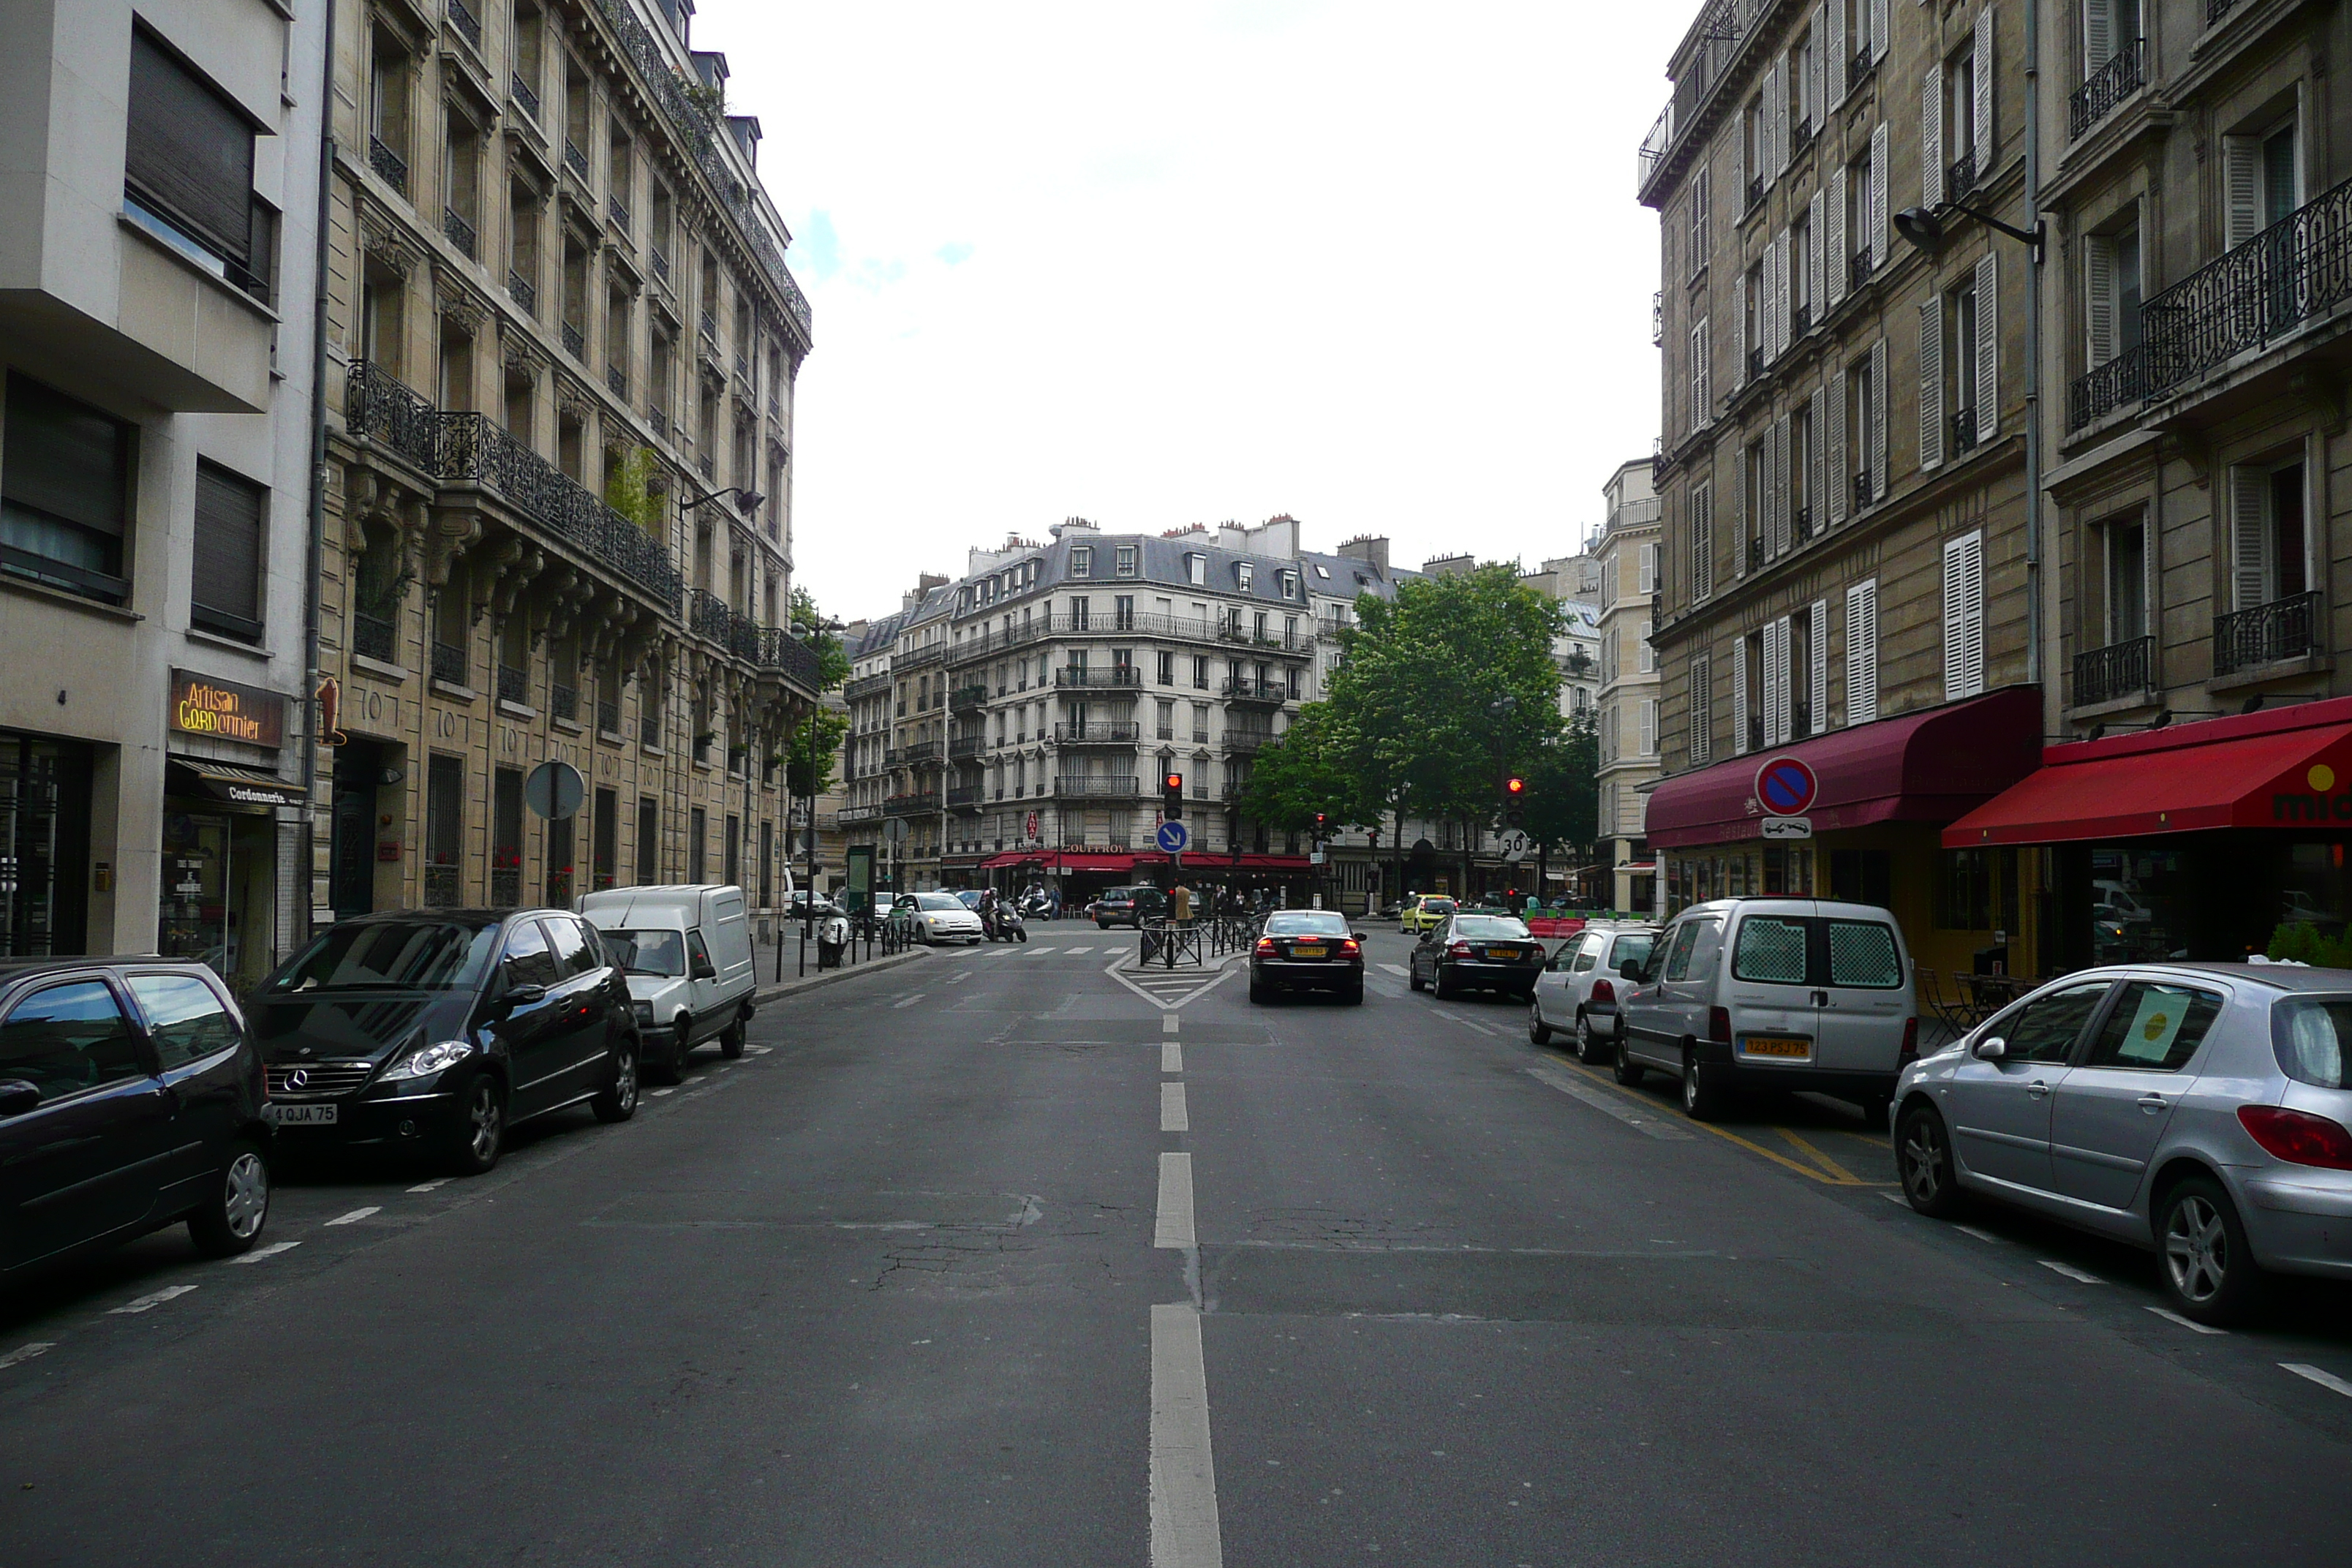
[578,885,758,1082]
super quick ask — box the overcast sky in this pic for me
[706,1,1690,622]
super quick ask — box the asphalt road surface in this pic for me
[4,926,2351,1566]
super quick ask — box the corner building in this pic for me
[316,0,821,924]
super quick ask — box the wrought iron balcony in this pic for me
[698,452,715,481]
[840,804,883,826]
[369,136,408,197]
[649,406,667,440]
[507,269,535,314]
[949,735,984,760]
[1951,406,1979,455]
[1947,150,1978,200]
[564,139,590,182]
[606,365,628,400]
[902,739,942,764]
[562,321,585,359]
[2073,636,2154,706]
[431,640,467,685]
[2215,591,2322,676]
[883,791,942,817]
[1747,538,1765,573]
[598,696,620,734]
[1745,173,1763,211]
[2067,344,2147,431]
[1055,667,1142,690]
[608,195,630,233]
[1224,726,1276,754]
[1053,722,1141,745]
[353,612,395,663]
[1853,471,1873,509]
[2070,39,2147,140]
[2207,0,2240,18]
[443,207,477,259]
[344,362,440,472]
[700,309,718,342]
[947,785,984,811]
[641,710,661,747]
[1792,301,1812,338]
[650,246,670,283]
[510,74,540,122]
[497,664,528,704]
[551,682,578,722]
[445,0,482,50]
[1850,48,1872,86]
[436,412,684,608]
[1791,118,1814,157]
[1792,505,1813,543]
[1850,248,1872,293]
[1746,345,1764,380]
[949,683,987,711]
[1055,775,1141,799]
[1222,676,1288,704]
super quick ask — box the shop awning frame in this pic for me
[167,758,307,809]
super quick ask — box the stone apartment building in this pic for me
[1594,458,1665,913]
[314,0,821,928]
[0,0,327,986]
[1636,0,2048,977]
[1519,551,1604,720]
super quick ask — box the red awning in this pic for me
[1945,695,2352,847]
[1051,853,1137,875]
[978,851,1047,870]
[1646,687,2042,849]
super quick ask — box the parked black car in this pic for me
[253,910,639,1175]
[1409,913,1546,1000]
[0,957,271,1278]
[1248,911,1366,1003]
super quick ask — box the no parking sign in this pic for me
[1754,755,1818,818]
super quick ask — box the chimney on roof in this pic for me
[1422,554,1475,578]
[1335,534,1389,573]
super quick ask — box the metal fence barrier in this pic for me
[1139,917,1204,968]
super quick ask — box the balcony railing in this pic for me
[883,792,943,817]
[1947,150,1978,200]
[345,361,441,472]
[369,135,408,196]
[1651,290,1664,346]
[1951,407,1979,456]
[608,195,630,233]
[1747,538,1765,573]
[949,683,987,710]
[2207,0,2241,19]
[700,309,718,342]
[497,664,528,704]
[650,246,670,283]
[510,74,540,122]
[641,710,661,747]
[445,0,482,50]
[353,612,395,663]
[606,365,628,400]
[1747,345,1765,380]
[1745,173,1763,211]
[1055,667,1142,690]
[2070,38,2146,140]
[1792,301,1811,338]
[431,640,467,685]
[947,786,984,810]
[562,321,585,359]
[551,682,578,723]
[1053,722,1141,745]
[1792,505,1813,543]
[2072,635,2153,706]
[902,739,942,764]
[845,672,892,701]
[1850,248,1872,293]
[697,452,715,481]
[564,139,591,181]
[1224,727,1276,754]
[2215,591,2322,676]
[507,269,535,314]
[1223,677,1289,703]
[1055,776,1141,799]
[598,696,621,734]
[648,407,667,440]
[437,410,684,608]
[1853,471,1874,510]
[949,735,984,759]
[443,207,477,260]
[2067,344,2147,431]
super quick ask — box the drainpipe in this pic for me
[299,0,338,944]
[2024,0,2045,694]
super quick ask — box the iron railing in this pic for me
[2206,0,2240,26]
[424,862,461,908]
[2214,591,2322,676]
[648,407,667,440]
[608,195,630,233]
[564,139,591,181]
[510,74,540,121]
[902,739,942,764]
[1223,676,1289,702]
[497,663,528,704]
[949,683,987,709]
[369,135,408,196]
[443,207,477,259]
[1947,150,1978,200]
[2072,636,2153,706]
[598,696,620,734]
[507,269,535,313]
[1951,406,1979,456]
[1055,776,1141,798]
[431,640,467,685]
[344,362,440,472]
[1055,667,1143,690]
[606,365,627,400]
[650,246,670,283]
[1850,248,1872,293]
[1224,727,1275,754]
[948,736,984,759]
[562,321,585,359]
[883,792,942,816]
[1853,471,1874,509]
[641,710,660,747]
[445,0,482,50]
[353,612,395,663]
[551,682,578,722]
[947,786,983,810]
[437,411,683,608]
[1053,723,1141,744]
[2070,38,2146,140]
[2068,343,2147,430]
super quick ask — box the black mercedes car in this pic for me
[253,910,639,1175]
[0,957,271,1278]
[1248,911,1366,1004]
[1409,913,1546,1000]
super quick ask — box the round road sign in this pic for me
[523,760,585,821]
[1754,756,1818,817]
[1156,819,1191,854]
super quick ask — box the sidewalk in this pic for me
[750,941,931,1006]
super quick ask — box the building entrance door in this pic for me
[331,742,383,921]
[0,732,91,957]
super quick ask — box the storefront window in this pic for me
[0,732,91,957]
[158,808,275,990]
[2089,846,2187,964]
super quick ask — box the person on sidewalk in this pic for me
[1170,880,1194,929]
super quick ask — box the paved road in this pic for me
[4,925,2350,1565]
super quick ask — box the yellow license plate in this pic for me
[1293,945,1327,958]
[1741,1036,1811,1058]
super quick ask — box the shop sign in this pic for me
[1760,816,1814,840]
[2272,763,2352,823]
[170,671,286,749]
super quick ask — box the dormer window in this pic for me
[1186,553,1206,586]
[1116,543,1138,577]
[1279,570,1299,600]
[1070,546,1092,578]
[1236,562,1254,592]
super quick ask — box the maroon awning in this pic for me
[1645,686,2042,850]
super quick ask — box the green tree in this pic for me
[1239,704,1379,833]
[1521,708,1599,902]
[603,447,663,532]
[783,587,852,799]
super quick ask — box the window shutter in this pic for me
[2,374,129,541]
[1692,315,1711,424]
[1641,699,1656,756]
[1808,10,1827,126]
[1973,6,1994,175]
[1770,63,1788,176]
[192,461,264,632]
[2084,0,2112,73]
[1869,122,1890,265]
[1692,653,1712,763]
[1640,542,1658,594]
[1768,236,1787,358]
[1828,366,1850,525]
[2086,235,2116,366]
[1846,579,1879,723]
[1920,294,1945,470]
[1693,482,1714,600]
[1828,0,1847,102]
[2233,468,2272,610]
[1962,532,1986,695]
[1922,64,1945,208]
[1975,250,1998,444]
[1778,232,1794,353]
[1771,416,1791,556]
[125,30,257,270]
[1827,164,1849,305]
[1809,600,1830,735]
[2224,136,2262,249]
[1765,618,1790,747]
[1733,636,1750,754]
[1871,0,1890,63]
[1806,385,1825,532]
[1807,189,1825,319]
[1942,531,1986,699]
[1734,268,1749,385]
[1869,339,1889,499]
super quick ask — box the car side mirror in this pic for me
[1618,959,1645,981]
[1351,930,1366,942]
[505,982,549,1006]
[691,954,719,980]
[1973,1036,2007,1060]
[0,1079,40,1117]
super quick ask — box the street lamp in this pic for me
[1893,201,2044,262]
[679,485,766,515]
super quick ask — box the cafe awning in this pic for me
[1646,686,2042,850]
[1945,695,2352,847]
[166,758,308,809]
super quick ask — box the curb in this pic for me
[751,945,932,1006]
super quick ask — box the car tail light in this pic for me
[1255,937,1278,954]
[1448,941,1472,958]
[1708,1006,1733,1044]
[1899,1016,1920,1065]
[2237,1105,2352,1170]
[1340,938,1360,954]
[1589,978,1615,1004]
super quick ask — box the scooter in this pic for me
[1019,893,1052,920]
[989,905,1028,943]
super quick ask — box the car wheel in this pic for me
[2157,1176,2267,1327]
[447,1073,507,1176]
[1408,962,1425,992]
[1574,1011,1602,1063]
[1248,973,1265,1003]
[1896,1101,1964,1218]
[720,1012,747,1060]
[1433,965,1458,1000]
[1681,1047,1727,1121]
[1613,1034,1646,1087]
[593,1034,641,1123]
[1528,999,1553,1045]
[186,1139,270,1258]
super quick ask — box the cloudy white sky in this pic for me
[704,1,1690,621]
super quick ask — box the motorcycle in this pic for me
[987,905,1028,943]
[1018,892,1053,920]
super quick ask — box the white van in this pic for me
[578,885,758,1082]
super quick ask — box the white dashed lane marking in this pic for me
[1065,946,1093,954]
[1379,963,1409,976]
[109,1285,197,1315]
[1163,1014,1180,1035]
[1149,1303,1225,1567]
[1162,1041,1183,1073]
[892,993,927,1009]
[650,1088,676,1097]
[1161,1082,1189,1132]
[2282,1362,2352,1399]
[229,1241,301,1264]
[407,1177,452,1194]
[324,1207,381,1226]
[0,1342,56,1371]
[2147,1306,2227,1336]
[2039,1260,2103,1284]
[950,970,973,983]
[1155,1153,1196,1250]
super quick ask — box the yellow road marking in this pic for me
[1777,1128,1862,1183]
[1554,1058,1892,1188]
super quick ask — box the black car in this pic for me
[1409,913,1546,1000]
[1248,911,1367,1003]
[0,957,271,1278]
[1093,886,1168,930]
[254,909,639,1175]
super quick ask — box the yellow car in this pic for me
[1399,895,1458,935]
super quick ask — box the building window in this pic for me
[1186,553,1205,586]
[191,461,265,641]
[424,755,465,907]
[1236,562,1254,592]
[1941,530,1987,700]
[1687,164,1710,277]
[2085,219,2142,369]
[1115,543,1137,576]
[2230,459,2309,611]
[2103,515,2147,644]
[689,806,707,882]
[1192,655,1208,690]
[1279,570,1298,600]
[1688,315,1711,431]
[1690,652,1712,764]
[1,374,130,604]
[1069,545,1092,578]
[1068,596,1089,630]
[2224,116,2302,249]
[124,28,271,301]
[1156,650,1174,685]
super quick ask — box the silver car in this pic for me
[1893,962,2352,1325]
[1529,924,1659,1061]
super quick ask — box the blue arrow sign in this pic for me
[1156,819,1191,854]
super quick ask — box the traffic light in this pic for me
[1504,774,1526,829]
[1163,771,1184,820]
[1313,810,1327,832]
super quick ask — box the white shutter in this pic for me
[1871,0,1890,63]
[1942,530,1986,699]
[1730,433,1748,577]
[1734,268,1749,384]
[1869,122,1890,265]
[1766,617,1791,746]
[2225,136,2262,249]
[1828,0,1848,102]
[1809,600,1830,737]
[1922,63,1945,208]
[2233,468,2272,610]
[1920,294,1945,470]
[1975,250,1998,444]
[1692,482,1714,600]
[1771,416,1791,555]
[1973,6,1994,176]
[1692,653,1711,763]
[2086,235,2116,366]
[1828,366,1850,524]
[1640,542,1658,595]
[1869,338,1888,500]
[1806,385,1825,533]
[1763,63,1781,178]
[1772,61,1790,176]
[1827,164,1849,306]
[1774,235,1792,357]
[1807,7,1826,127]
[2084,0,2113,73]
[1692,316,1711,426]
[1807,189,1825,324]
[1733,636,1751,754]
[1641,699,1656,757]
[1845,579,1880,723]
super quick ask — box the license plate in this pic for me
[1485,948,1526,960]
[1740,1036,1811,1059]
[267,1103,339,1126]
[1292,945,1327,958]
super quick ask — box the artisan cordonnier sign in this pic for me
[170,671,287,750]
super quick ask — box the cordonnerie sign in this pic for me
[170,671,287,749]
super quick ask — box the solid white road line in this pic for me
[0,1342,56,1371]
[650,1088,676,1097]
[1162,1082,1190,1133]
[1149,1302,1226,1568]
[1163,1041,1183,1074]
[2039,1259,2103,1284]
[109,1285,197,1314]
[1164,1014,1180,1034]
[893,993,926,1009]
[228,1241,301,1264]
[1524,1063,1694,1141]
[1155,1153,1196,1249]
[2146,1305,2227,1336]
[1379,963,1409,976]
[406,1177,452,1194]
[2281,1362,2352,1399]
[1452,1014,1500,1037]
[324,1206,381,1226]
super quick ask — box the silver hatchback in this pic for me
[1893,962,2352,1324]
[1529,924,1659,1062]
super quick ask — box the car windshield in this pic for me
[1423,900,1456,913]
[1265,913,1349,937]
[1453,916,1530,939]
[600,929,686,977]
[915,893,965,912]
[1607,933,1658,968]
[267,921,499,993]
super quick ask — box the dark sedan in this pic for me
[1248,911,1366,1003]
[1409,913,1546,1000]
[254,909,639,1175]
[0,957,271,1278]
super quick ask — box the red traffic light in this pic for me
[1164,772,1184,792]
[1506,776,1526,795]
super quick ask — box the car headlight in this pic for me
[633,1000,655,1025]
[382,1040,475,1081]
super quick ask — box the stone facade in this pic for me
[1594,458,1665,912]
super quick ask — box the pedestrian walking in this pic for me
[1170,879,1194,927]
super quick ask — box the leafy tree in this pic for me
[603,447,663,532]
[783,586,852,799]
[1521,709,1599,901]
[1239,704,1379,834]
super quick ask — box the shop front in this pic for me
[1648,687,2043,979]
[159,673,304,993]
[1945,695,2352,968]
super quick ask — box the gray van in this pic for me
[1614,897,1918,1123]
[578,885,758,1082]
